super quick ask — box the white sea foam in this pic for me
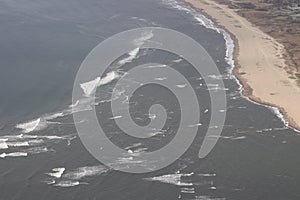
[148,113,157,120]
[176,84,187,88]
[231,136,247,140]
[116,156,144,165]
[80,71,121,97]
[54,180,81,187]
[117,30,153,66]
[198,173,217,177]
[80,77,101,97]
[195,196,226,200]
[143,64,167,68]
[0,152,28,158]
[118,48,140,65]
[15,110,68,134]
[133,147,148,154]
[46,168,66,178]
[74,73,125,113]
[6,141,30,147]
[26,146,51,154]
[0,141,8,149]
[154,77,167,81]
[26,139,44,145]
[181,187,195,194]
[13,72,121,147]
[69,100,79,108]
[44,165,108,187]
[125,143,143,150]
[0,134,75,158]
[131,16,148,23]
[207,135,233,140]
[127,149,133,154]
[99,71,120,86]
[133,30,154,46]
[147,130,166,137]
[187,123,202,128]
[109,115,122,120]
[69,98,94,114]
[44,112,64,120]
[145,173,194,186]
[173,58,183,63]
[43,179,56,185]
[15,114,60,134]
[207,84,229,91]
[0,134,75,142]
[130,17,159,26]
[207,74,229,80]
[16,118,41,133]
[63,165,109,180]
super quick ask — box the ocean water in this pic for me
[1,0,300,199]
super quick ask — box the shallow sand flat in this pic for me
[183,0,300,130]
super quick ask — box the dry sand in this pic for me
[182,0,300,131]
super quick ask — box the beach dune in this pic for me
[183,0,300,131]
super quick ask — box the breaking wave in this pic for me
[80,71,121,97]
[144,172,194,186]
[54,180,82,187]
[46,168,66,178]
[118,48,140,65]
[44,165,110,187]
[16,118,41,133]
[0,134,75,159]
[117,30,153,66]
[0,152,28,158]
[63,165,109,180]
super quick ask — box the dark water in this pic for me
[1,0,300,199]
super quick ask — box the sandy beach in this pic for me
[183,0,300,131]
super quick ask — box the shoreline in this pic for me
[182,0,300,131]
